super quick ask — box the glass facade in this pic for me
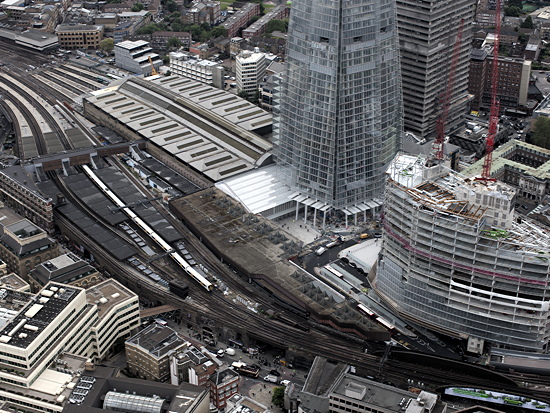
[274,0,402,209]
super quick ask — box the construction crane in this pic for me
[433,19,465,161]
[148,56,159,76]
[479,0,501,182]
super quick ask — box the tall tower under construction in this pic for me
[396,0,474,139]
[274,0,403,213]
[374,154,550,353]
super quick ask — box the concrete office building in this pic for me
[274,0,402,215]
[114,40,162,76]
[374,154,550,353]
[56,24,103,50]
[0,279,139,412]
[236,48,267,96]
[396,0,474,138]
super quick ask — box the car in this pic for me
[270,370,281,377]
[360,233,369,239]
[280,380,291,386]
[373,232,382,238]
[217,349,225,357]
[540,71,546,73]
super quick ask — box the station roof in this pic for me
[84,75,272,182]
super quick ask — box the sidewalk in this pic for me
[245,382,283,413]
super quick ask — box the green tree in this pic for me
[212,26,227,37]
[100,38,115,53]
[504,6,521,17]
[131,2,144,11]
[266,18,289,33]
[508,0,523,8]
[532,117,550,149]
[259,1,265,14]
[272,387,285,407]
[137,23,162,34]
[521,15,534,29]
[166,0,178,12]
[200,30,212,42]
[167,37,182,49]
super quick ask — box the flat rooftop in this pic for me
[0,283,80,348]
[86,279,136,319]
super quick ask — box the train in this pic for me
[83,165,213,291]
[356,303,395,331]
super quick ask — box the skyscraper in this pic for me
[397,0,474,139]
[274,0,402,212]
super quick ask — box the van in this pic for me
[225,348,236,356]
[263,375,278,383]
[315,247,326,256]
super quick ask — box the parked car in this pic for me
[280,380,291,386]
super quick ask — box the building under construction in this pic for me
[373,154,550,354]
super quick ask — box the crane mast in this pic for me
[434,18,465,161]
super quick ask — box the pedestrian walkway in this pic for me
[245,382,282,413]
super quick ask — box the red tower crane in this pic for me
[480,0,502,181]
[434,18,465,160]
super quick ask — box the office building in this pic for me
[468,48,531,112]
[126,322,189,382]
[169,52,224,87]
[0,279,139,412]
[28,252,100,291]
[274,0,402,213]
[0,164,54,231]
[396,0,474,138]
[374,154,550,353]
[0,219,59,279]
[114,40,162,76]
[208,367,239,409]
[56,24,103,50]
[236,48,267,96]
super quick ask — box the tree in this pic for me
[100,38,115,53]
[532,117,550,149]
[167,37,182,49]
[508,0,523,9]
[504,6,521,17]
[212,26,227,38]
[259,1,265,14]
[131,2,144,11]
[272,386,285,407]
[166,0,178,12]
[137,23,162,34]
[266,18,289,33]
[521,15,534,29]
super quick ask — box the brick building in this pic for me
[56,23,103,49]
[208,367,239,409]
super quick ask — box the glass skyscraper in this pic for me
[274,0,403,210]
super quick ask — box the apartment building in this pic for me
[236,48,267,95]
[0,219,59,280]
[375,154,550,353]
[242,5,289,39]
[221,3,260,38]
[182,0,221,25]
[56,23,103,50]
[126,322,188,382]
[152,31,191,49]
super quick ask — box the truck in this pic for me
[263,375,278,383]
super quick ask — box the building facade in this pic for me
[242,5,289,39]
[208,367,239,409]
[396,0,474,139]
[274,0,402,211]
[152,31,192,49]
[56,23,103,50]
[236,48,266,96]
[374,154,550,353]
[221,3,260,38]
[169,52,223,86]
[0,165,54,232]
